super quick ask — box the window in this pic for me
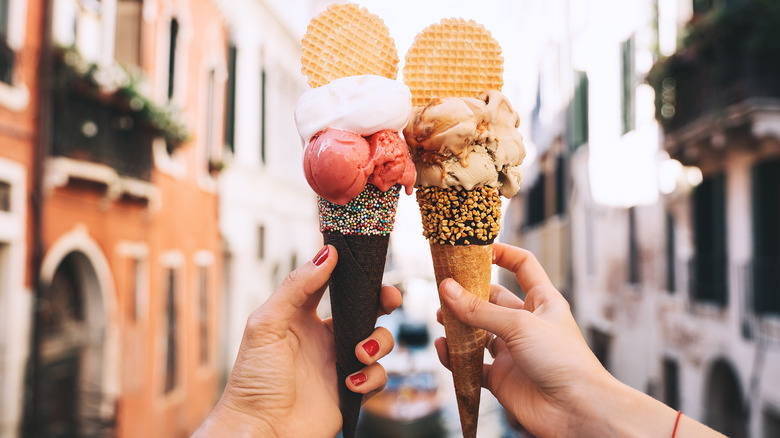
[257,225,265,260]
[525,175,545,228]
[569,71,589,149]
[0,180,10,211]
[752,157,780,315]
[205,69,216,164]
[0,0,13,85]
[692,173,727,305]
[662,358,680,411]
[666,211,677,293]
[167,18,179,100]
[224,43,237,154]
[163,268,177,393]
[693,0,716,14]
[199,266,208,365]
[114,0,143,67]
[128,257,140,320]
[628,207,640,285]
[555,155,567,216]
[765,407,780,438]
[260,68,266,164]
[620,35,636,134]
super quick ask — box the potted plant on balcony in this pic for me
[53,46,192,148]
[647,0,780,131]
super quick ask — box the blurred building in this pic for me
[213,0,322,386]
[503,0,780,437]
[1,0,40,436]
[1,0,228,436]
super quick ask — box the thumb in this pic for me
[439,278,519,342]
[261,245,337,326]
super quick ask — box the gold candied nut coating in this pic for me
[417,186,501,245]
[404,18,504,107]
[301,3,399,88]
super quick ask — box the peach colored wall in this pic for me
[0,0,41,290]
[40,0,226,436]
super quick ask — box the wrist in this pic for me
[579,372,677,438]
[193,401,276,438]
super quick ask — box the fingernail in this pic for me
[349,372,367,386]
[442,279,462,300]
[362,339,380,357]
[312,246,329,266]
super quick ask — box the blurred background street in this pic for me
[1,0,780,437]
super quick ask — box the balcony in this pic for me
[50,47,190,182]
[648,0,780,161]
[52,86,155,181]
[737,260,780,343]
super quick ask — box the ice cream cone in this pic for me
[403,18,525,438]
[323,230,389,438]
[297,5,410,438]
[430,243,492,438]
[416,185,501,438]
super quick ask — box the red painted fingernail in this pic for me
[312,246,329,266]
[349,372,367,386]
[362,339,380,357]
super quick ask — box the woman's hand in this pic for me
[195,245,402,438]
[434,243,606,437]
[435,243,729,438]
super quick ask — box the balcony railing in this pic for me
[52,87,154,181]
[739,259,780,342]
[676,258,780,342]
[648,1,780,134]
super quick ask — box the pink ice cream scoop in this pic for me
[303,128,416,205]
[304,129,373,205]
[366,130,416,194]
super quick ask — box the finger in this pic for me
[492,243,560,309]
[346,363,388,395]
[256,245,337,331]
[484,332,507,359]
[434,337,451,370]
[492,243,554,292]
[377,284,403,318]
[484,332,496,358]
[436,308,443,325]
[439,278,523,341]
[355,327,394,365]
[489,284,525,309]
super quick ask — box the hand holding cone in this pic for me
[403,18,525,438]
[298,4,410,438]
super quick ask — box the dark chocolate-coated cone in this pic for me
[323,231,389,438]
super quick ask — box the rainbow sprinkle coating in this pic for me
[319,184,400,235]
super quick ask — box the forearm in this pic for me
[578,374,727,438]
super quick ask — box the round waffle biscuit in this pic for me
[404,18,503,107]
[301,3,399,88]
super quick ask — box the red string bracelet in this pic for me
[671,410,682,438]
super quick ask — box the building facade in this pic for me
[213,0,322,384]
[503,0,780,437]
[0,0,38,436]
[1,0,227,436]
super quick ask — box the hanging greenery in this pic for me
[647,0,780,131]
[52,45,192,147]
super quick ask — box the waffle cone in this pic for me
[430,243,492,438]
[404,18,503,107]
[323,231,389,438]
[301,3,399,88]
